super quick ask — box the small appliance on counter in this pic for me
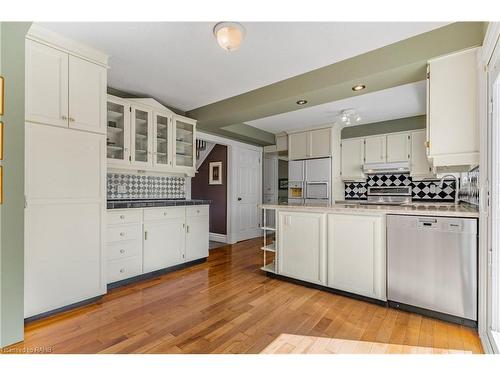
[288,157,331,204]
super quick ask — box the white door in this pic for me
[25,39,69,128]
[68,55,106,134]
[309,128,332,158]
[263,155,278,195]
[386,133,410,162]
[341,138,365,180]
[278,211,327,285]
[327,214,386,300]
[288,132,309,160]
[186,215,209,261]
[365,136,386,163]
[24,202,104,318]
[410,130,433,177]
[131,105,153,167]
[235,148,262,241]
[143,218,185,273]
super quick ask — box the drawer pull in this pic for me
[163,212,167,216]
[120,232,126,237]
[120,249,125,254]
[120,268,125,273]
[197,210,200,214]
[120,215,125,220]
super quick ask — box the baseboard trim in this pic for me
[265,272,387,307]
[25,295,105,323]
[209,232,228,243]
[107,257,207,290]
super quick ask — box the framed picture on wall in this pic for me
[209,161,223,185]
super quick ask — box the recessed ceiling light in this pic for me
[296,99,308,105]
[213,22,245,52]
[352,84,366,92]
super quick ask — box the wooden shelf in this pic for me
[107,110,124,121]
[107,145,123,151]
[107,126,123,134]
[261,226,276,231]
[261,242,276,252]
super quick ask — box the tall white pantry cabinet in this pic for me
[24,26,108,318]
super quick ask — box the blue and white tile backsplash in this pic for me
[107,173,186,200]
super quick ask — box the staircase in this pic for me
[196,140,216,171]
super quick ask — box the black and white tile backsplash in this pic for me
[345,173,456,202]
[107,173,186,200]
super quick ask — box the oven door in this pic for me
[305,182,329,200]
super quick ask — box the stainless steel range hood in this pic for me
[363,161,410,174]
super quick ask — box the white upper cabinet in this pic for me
[288,127,332,160]
[288,132,309,160]
[106,97,197,176]
[410,130,434,178]
[340,138,365,181]
[427,48,480,169]
[26,39,106,134]
[173,115,196,170]
[263,155,278,195]
[106,97,131,165]
[131,104,153,167]
[309,128,332,158]
[68,55,107,134]
[25,39,69,128]
[386,133,410,162]
[364,135,386,163]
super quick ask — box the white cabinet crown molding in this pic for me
[26,24,109,67]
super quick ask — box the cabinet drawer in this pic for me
[143,207,185,222]
[186,205,209,217]
[106,224,142,243]
[107,256,142,284]
[105,240,141,261]
[107,210,142,225]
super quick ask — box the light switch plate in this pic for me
[117,185,127,194]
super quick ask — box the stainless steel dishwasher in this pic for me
[387,215,477,325]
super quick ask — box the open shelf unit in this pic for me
[260,207,277,274]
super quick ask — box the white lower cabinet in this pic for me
[105,205,209,283]
[327,213,386,301]
[143,217,186,273]
[278,211,327,285]
[185,208,209,262]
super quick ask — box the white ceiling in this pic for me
[246,80,427,133]
[39,22,446,111]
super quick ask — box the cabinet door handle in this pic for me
[61,115,68,120]
[119,249,125,254]
[144,230,148,240]
[120,232,126,237]
[186,225,190,233]
[163,212,168,216]
[69,117,75,122]
[120,268,125,273]
[120,215,125,220]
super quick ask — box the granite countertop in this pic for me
[259,201,479,218]
[107,199,211,209]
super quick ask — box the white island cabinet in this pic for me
[327,214,386,301]
[277,211,327,285]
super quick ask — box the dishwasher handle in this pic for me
[417,218,438,229]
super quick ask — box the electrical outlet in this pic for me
[430,184,436,194]
[117,185,127,194]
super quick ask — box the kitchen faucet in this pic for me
[439,174,460,204]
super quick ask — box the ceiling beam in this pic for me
[187,22,485,141]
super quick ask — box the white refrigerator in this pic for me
[288,157,332,205]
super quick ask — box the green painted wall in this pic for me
[341,115,426,139]
[0,22,31,348]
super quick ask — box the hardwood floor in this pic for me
[5,238,483,354]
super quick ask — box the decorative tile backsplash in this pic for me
[345,173,456,201]
[107,173,186,200]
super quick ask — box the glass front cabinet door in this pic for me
[131,105,153,167]
[153,112,171,169]
[173,115,196,170]
[106,99,131,165]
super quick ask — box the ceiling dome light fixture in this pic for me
[337,109,362,126]
[352,84,366,92]
[213,22,245,52]
[296,99,308,105]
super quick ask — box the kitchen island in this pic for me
[259,202,479,305]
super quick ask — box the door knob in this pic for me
[237,197,242,201]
